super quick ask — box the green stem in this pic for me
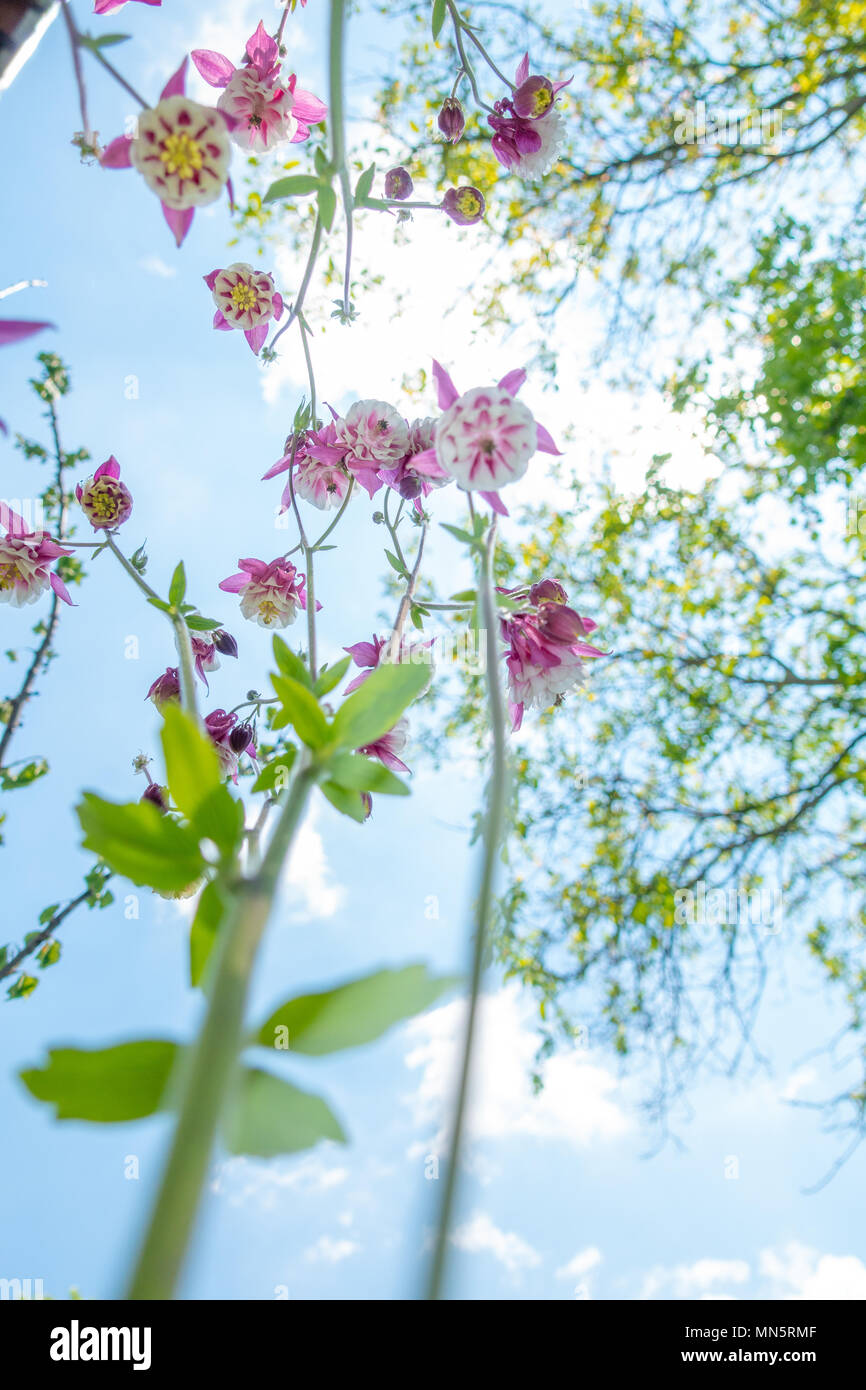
[426,519,509,1301]
[305,546,318,681]
[103,534,197,720]
[328,0,354,318]
[268,217,324,351]
[312,478,354,550]
[126,762,320,1300]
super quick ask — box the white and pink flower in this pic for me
[219,556,311,629]
[499,580,603,730]
[357,716,411,774]
[192,21,327,153]
[0,504,73,608]
[75,456,133,529]
[204,263,284,354]
[335,400,410,498]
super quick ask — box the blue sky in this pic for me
[1,0,865,1302]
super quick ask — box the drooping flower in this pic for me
[442,186,485,225]
[488,53,571,178]
[190,634,220,690]
[344,635,433,696]
[499,579,603,730]
[191,21,327,152]
[205,709,256,779]
[357,716,411,774]
[384,167,413,200]
[424,360,560,513]
[146,667,181,708]
[100,60,232,247]
[94,1,161,11]
[219,556,311,628]
[378,418,451,505]
[334,400,411,499]
[438,97,465,143]
[204,263,284,354]
[0,504,73,608]
[263,425,353,512]
[75,456,133,529]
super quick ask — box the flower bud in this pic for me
[437,97,465,143]
[75,455,133,530]
[530,578,568,606]
[384,166,413,200]
[142,783,168,812]
[213,628,239,659]
[229,721,254,754]
[442,185,485,226]
[536,601,588,644]
[146,667,181,708]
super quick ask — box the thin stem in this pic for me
[383,489,408,571]
[463,25,516,91]
[276,0,293,47]
[298,315,317,423]
[328,0,355,319]
[0,876,112,983]
[304,546,318,681]
[89,46,149,109]
[426,519,509,1301]
[61,2,93,142]
[445,0,495,113]
[268,217,323,351]
[126,761,321,1300]
[312,478,354,549]
[363,198,444,212]
[386,523,427,659]
[102,535,197,719]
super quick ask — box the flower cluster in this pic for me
[191,21,326,153]
[499,579,603,730]
[0,504,73,608]
[488,55,571,178]
[204,709,256,780]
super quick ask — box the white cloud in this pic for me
[759,1242,866,1301]
[139,254,176,279]
[304,1234,361,1264]
[210,1154,349,1208]
[640,1258,751,1301]
[279,803,345,919]
[556,1246,603,1281]
[780,1066,818,1101]
[404,983,630,1154]
[451,1211,541,1276]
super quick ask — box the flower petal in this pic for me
[244,324,269,355]
[100,134,134,168]
[0,318,54,346]
[49,572,75,606]
[190,49,235,88]
[498,368,527,397]
[535,422,561,455]
[162,203,194,247]
[291,88,328,124]
[515,53,530,85]
[479,489,510,516]
[160,57,188,102]
[431,359,459,409]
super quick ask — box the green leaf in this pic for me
[77,794,205,892]
[168,561,186,606]
[147,595,173,615]
[317,184,338,232]
[354,162,376,205]
[190,880,225,988]
[37,940,61,968]
[331,661,430,750]
[160,704,222,821]
[450,589,476,602]
[272,635,312,687]
[384,548,407,575]
[223,1068,346,1157]
[252,748,297,792]
[38,904,60,926]
[272,675,330,749]
[320,780,368,822]
[7,974,38,1000]
[20,1041,179,1121]
[264,175,323,203]
[432,0,447,41]
[327,752,409,796]
[440,522,481,548]
[78,32,131,52]
[184,614,222,632]
[0,758,49,790]
[255,964,460,1056]
[313,656,351,697]
[193,784,245,856]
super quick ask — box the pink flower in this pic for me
[438,97,465,143]
[499,580,603,730]
[191,21,327,152]
[427,360,560,513]
[378,420,452,505]
[263,425,353,512]
[146,667,180,708]
[219,556,312,628]
[344,635,433,695]
[75,456,133,529]
[357,716,411,774]
[205,709,256,779]
[488,55,570,178]
[190,634,221,691]
[0,503,73,608]
[441,186,485,225]
[343,634,388,693]
[94,0,161,11]
[100,60,232,247]
[204,263,284,354]
[335,400,410,499]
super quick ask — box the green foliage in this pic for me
[77,794,205,893]
[224,1070,346,1157]
[20,1042,179,1122]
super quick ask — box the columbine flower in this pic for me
[357,716,411,774]
[190,634,220,690]
[219,556,311,628]
[488,54,571,178]
[0,504,73,608]
[344,635,433,696]
[263,425,353,512]
[438,97,465,143]
[378,418,451,506]
[384,167,413,200]
[213,628,239,659]
[499,579,603,730]
[335,400,411,499]
[205,709,256,779]
[343,635,388,694]
[75,456,133,529]
[191,21,327,152]
[423,360,560,514]
[94,0,161,11]
[204,263,284,354]
[100,60,232,246]
[146,667,181,708]
[141,782,168,812]
[442,186,485,225]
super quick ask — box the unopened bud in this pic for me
[437,97,465,143]
[384,166,413,201]
[142,783,168,812]
[213,629,239,659]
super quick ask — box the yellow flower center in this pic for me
[159,132,204,180]
[0,562,20,590]
[456,189,482,217]
[531,87,553,116]
[258,599,280,625]
[230,282,258,312]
